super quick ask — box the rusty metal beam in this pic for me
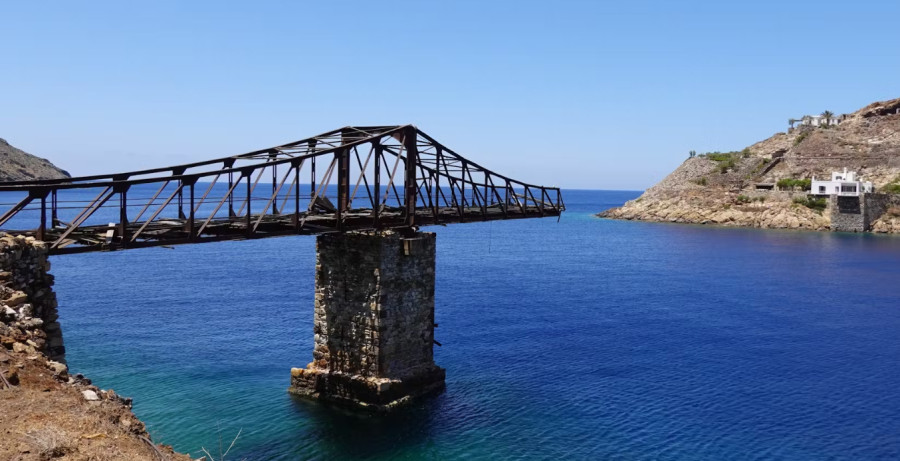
[0,125,564,254]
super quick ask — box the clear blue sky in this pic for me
[2,1,898,190]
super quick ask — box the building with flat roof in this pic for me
[810,168,872,196]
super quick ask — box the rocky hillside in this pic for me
[0,138,70,182]
[600,97,900,232]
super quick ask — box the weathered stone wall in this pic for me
[290,230,444,410]
[830,193,898,232]
[831,196,865,232]
[0,234,65,363]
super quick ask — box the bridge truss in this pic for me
[0,126,564,254]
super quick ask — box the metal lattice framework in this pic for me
[0,126,564,254]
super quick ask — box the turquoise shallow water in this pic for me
[49,190,900,460]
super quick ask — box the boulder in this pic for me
[4,291,28,307]
[48,360,67,376]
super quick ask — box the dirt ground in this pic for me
[0,348,191,461]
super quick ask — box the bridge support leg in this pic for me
[289,230,445,411]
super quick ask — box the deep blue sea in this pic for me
[46,189,900,460]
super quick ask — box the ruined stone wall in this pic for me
[291,230,444,410]
[830,194,899,232]
[0,234,65,363]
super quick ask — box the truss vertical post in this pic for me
[482,173,488,219]
[187,180,196,241]
[116,184,129,246]
[171,167,186,220]
[460,163,467,210]
[294,161,301,230]
[337,147,350,231]
[245,173,252,237]
[227,174,235,218]
[373,140,381,228]
[403,126,418,227]
[309,140,317,199]
[433,147,441,224]
[504,180,510,218]
[51,190,58,227]
[271,155,278,213]
[177,181,185,219]
[37,191,47,241]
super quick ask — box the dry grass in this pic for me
[201,426,243,461]
[0,350,191,461]
[24,426,71,459]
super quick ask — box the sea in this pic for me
[41,189,900,460]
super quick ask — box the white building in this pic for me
[802,115,841,127]
[810,169,873,196]
[788,114,846,130]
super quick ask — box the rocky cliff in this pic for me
[0,138,70,182]
[600,97,900,233]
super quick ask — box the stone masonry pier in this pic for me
[830,193,897,232]
[289,230,445,411]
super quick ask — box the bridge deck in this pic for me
[0,126,564,254]
[6,205,557,254]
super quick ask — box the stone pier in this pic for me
[830,193,894,232]
[289,230,445,410]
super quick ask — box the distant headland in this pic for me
[0,138,70,182]
[599,97,900,234]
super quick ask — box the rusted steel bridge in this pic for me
[0,126,564,255]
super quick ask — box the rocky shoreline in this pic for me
[0,234,191,460]
[600,97,900,234]
[599,190,831,231]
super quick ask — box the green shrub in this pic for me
[793,196,827,212]
[698,151,744,174]
[703,152,736,162]
[777,178,811,191]
[881,178,900,194]
[736,195,751,204]
[693,177,708,186]
[794,131,810,145]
